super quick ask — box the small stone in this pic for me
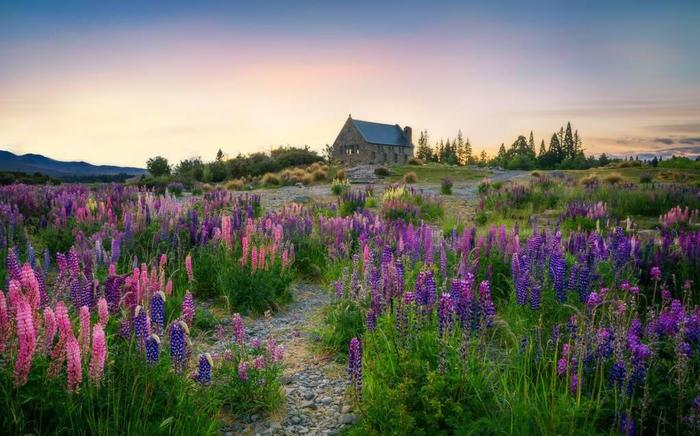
[341,405,353,414]
[302,391,315,400]
[319,396,332,405]
[225,432,233,436]
[340,414,357,425]
[251,414,259,422]
[291,416,302,425]
[301,400,317,410]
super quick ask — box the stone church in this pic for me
[331,115,414,165]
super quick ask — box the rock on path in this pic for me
[218,284,353,436]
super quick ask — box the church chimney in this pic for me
[403,126,413,144]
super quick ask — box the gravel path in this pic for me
[219,284,354,436]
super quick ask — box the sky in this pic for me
[1,0,699,167]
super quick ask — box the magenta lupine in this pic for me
[89,324,107,383]
[42,306,57,353]
[479,281,496,328]
[165,279,173,296]
[14,299,37,387]
[650,266,661,281]
[196,353,213,385]
[78,305,91,354]
[438,293,453,337]
[66,335,82,393]
[182,291,195,326]
[238,361,249,381]
[0,291,8,354]
[348,337,362,400]
[232,313,245,345]
[253,355,265,370]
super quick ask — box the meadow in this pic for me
[1,164,699,435]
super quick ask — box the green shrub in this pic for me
[330,178,350,195]
[639,173,653,184]
[403,171,418,184]
[319,299,365,358]
[440,177,453,195]
[407,157,423,165]
[374,167,390,177]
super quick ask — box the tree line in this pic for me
[146,146,323,183]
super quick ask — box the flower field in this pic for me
[1,172,699,434]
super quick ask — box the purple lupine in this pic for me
[232,313,245,345]
[196,353,212,385]
[348,337,362,400]
[366,308,376,331]
[438,293,453,337]
[512,253,528,306]
[70,277,82,310]
[238,361,249,381]
[170,321,188,372]
[182,291,195,326]
[479,281,495,327]
[609,361,626,389]
[6,248,21,281]
[145,334,160,365]
[530,285,541,311]
[650,266,661,281]
[549,249,567,303]
[133,305,149,342]
[150,292,165,334]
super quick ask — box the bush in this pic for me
[167,182,185,196]
[261,173,281,186]
[319,299,365,358]
[312,169,327,181]
[403,172,418,184]
[580,175,599,188]
[226,179,244,191]
[192,245,294,314]
[407,157,424,165]
[301,174,314,185]
[335,169,346,180]
[331,178,350,195]
[374,167,390,177]
[604,172,623,185]
[530,171,541,177]
[441,177,453,195]
[639,173,653,184]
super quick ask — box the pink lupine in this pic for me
[282,249,289,268]
[232,313,245,345]
[97,297,109,326]
[159,253,167,271]
[8,279,21,316]
[0,291,8,354]
[20,264,40,310]
[251,246,258,272]
[241,236,249,265]
[42,307,57,353]
[259,246,266,270]
[238,361,249,381]
[78,305,91,354]
[185,254,193,282]
[182,291,195,326]
[66,335,82,393]
[165,279,173,296]
[14,299,37,387]
[253,355,265,370]
[89,324,107,383]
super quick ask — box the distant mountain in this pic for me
[0,150,146,178]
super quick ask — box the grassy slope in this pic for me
[387,163,489,183]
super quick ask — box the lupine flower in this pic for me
[145,334,160,365]
[348,337,362,400]
[66,335,82,393]
[0,291,8,354]
[97,297,109,326]
[78,305,91,354]
[253,355,265,369]
[89,324,107,383]
[549,249,567,303]
[185,254,194,282]
[650,266,662,281]
[182,291,195,326]
[150,292,165,333]
[479,281,496,327]
[14,299,37,387]
[170,321,188,372]
[587,292,602,309]
[42,306,57,353]
[438,293,453,337]
[196,353,213,385]
[238,361,249,381]
[232,313,245,345]
[133,305,149,342]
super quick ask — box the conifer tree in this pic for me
[564,122,575,159]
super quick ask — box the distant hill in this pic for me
[0,150,146,178]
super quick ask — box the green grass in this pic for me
[387,163,489,183]
[560,167,700,184]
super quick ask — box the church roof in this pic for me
[351,118,411,147]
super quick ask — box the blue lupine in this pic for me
[150,292,165,333]
[549,249,567,302]
[145,334,160,365]
[196,353,212,385]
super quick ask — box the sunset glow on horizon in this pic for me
[1,1,699,167]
